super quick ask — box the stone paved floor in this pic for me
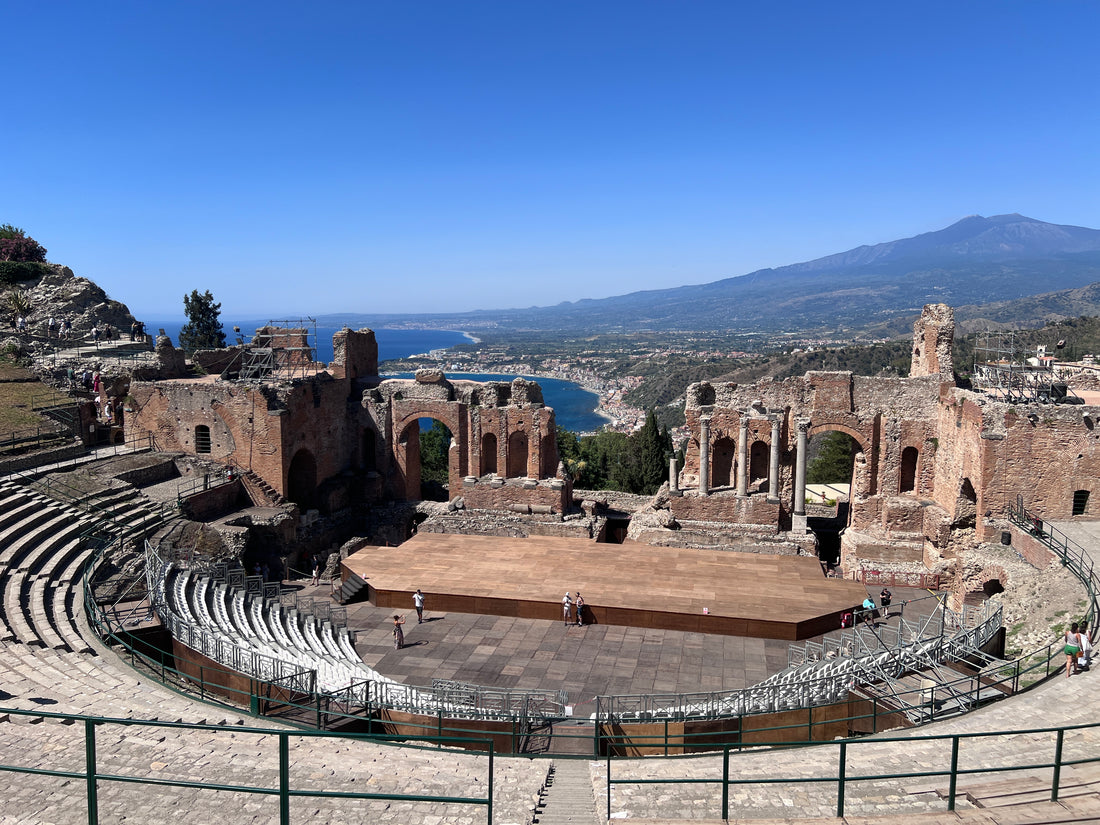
[285,581,931,716]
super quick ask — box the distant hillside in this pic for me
[321,214,1100,336]
[954,281,1100,333]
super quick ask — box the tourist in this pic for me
[575,592,585,626]
[130,321,138,341]
[879,587,892,618]
[392,614,406,649]
[47,317,56,338]
[1079,620,1092,671]
[414,589,425,623]
[91,324,100,346]
[60,317,72,338]
[1065,622,1083,677]
[310,555,321,586]
[562,592,573,626]
[16,316,25,332]
[861,596,876,625]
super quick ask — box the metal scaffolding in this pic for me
[237,317,322,382]
[970,331,1082,404]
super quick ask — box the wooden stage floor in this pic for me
[342,534,870,641]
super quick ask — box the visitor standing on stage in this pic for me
[392,615,406,649]
[414,589,425,623]
[879,587,892,618]
[562,593,573,626]
[575,592,585,626]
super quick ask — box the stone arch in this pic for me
[287,448,318,510]
[712,436,737,488]
[807,421,870,454]
[900,446,919,494]
[481,432,498,476]
[391,404,466,499]
[507,430,529,478]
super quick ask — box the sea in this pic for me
[148,320,605,433]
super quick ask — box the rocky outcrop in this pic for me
[2,263,136,335]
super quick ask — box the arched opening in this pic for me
[954,478,977,528]
[194,425,211,454]
[805,430,858,570]
[712,436,736,488]
[899,446,919,494]
[507,430,529,478]
[362,428,377,471]
[418,418,452,501]
[749,440,769,492]
[287,449,317,510]
[983,579,1005,597]
[481,432,498,476]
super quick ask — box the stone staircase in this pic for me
[532,759,601,825]
[238,468,287,507]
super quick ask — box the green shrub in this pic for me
[0,261,50,284]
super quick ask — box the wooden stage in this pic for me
[342,534,871,641]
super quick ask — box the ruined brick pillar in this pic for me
[910,303,955,378]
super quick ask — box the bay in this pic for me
[147,321,605,433]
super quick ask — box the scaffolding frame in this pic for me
[970,330,1080,404]
[237,317,323,382]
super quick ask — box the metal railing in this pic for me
[605,720,1100,820]
[0,707,494,825]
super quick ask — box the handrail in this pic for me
[606,719,1100,820]
[0,706,495,825]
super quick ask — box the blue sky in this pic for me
[4,1,1099,320]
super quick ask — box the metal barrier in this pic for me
[606,719,1100,819]
[0,707,494,825]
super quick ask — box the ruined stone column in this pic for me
[669,456,680,495]
[794,419,809,519]
[699,416,711,496]
[736,418,748,497]
[768,418,780,501]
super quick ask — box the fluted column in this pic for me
[699,416,710,496]
[736,419,748,497]
[794,419,810,517]
[768,418,781,501]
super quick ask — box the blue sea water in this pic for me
[149,321,605,433]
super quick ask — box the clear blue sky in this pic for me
[4,1,1099,320]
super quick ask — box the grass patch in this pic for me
[0,354,71,436]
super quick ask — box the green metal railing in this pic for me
[605,720,1100,819]
[0,707,494,825]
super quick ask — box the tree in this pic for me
[179,289,226,351]
[419,420,452,500]
[807,431,856,484]
[636,409,672,495]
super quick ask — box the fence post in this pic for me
[1052,728,1064,801]
[279,732,290,824]
[84,718,99,825]
[606,749,612,821]
[721,745,730,820]
[487,743,494,825]
[947,735,960,810]
[836,740,847,818]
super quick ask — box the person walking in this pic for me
[1065,622,1083,677]
[414,589,425,623]
[879,587,892,618]
[562,592,573,626]
[392,615,406,649]
[861,596,877,625]
[310,554,321,586]
[575,592,585,626]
